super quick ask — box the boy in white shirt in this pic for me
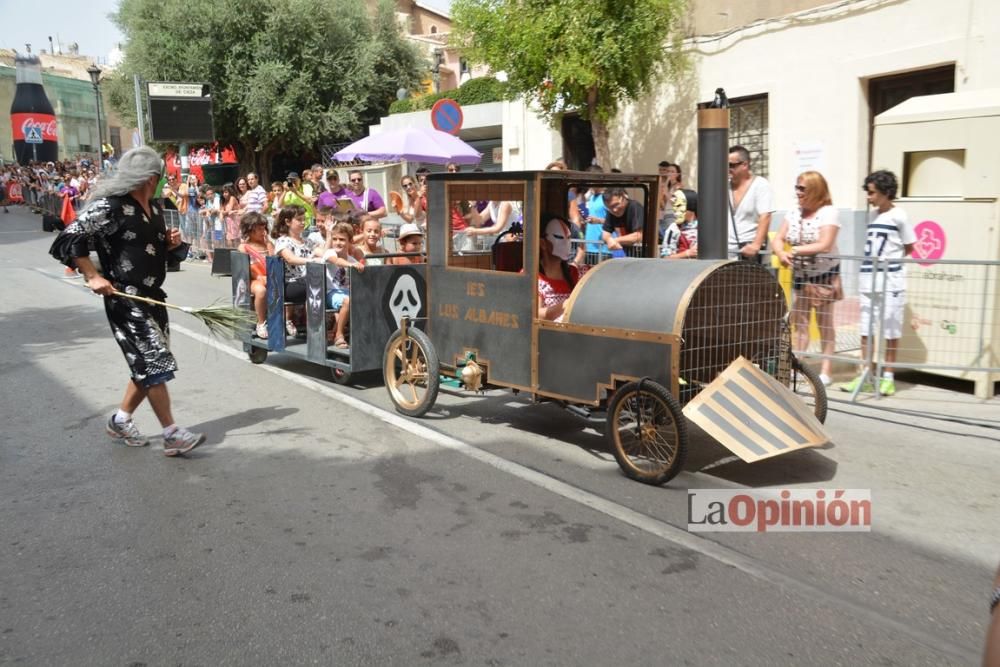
[321,221,365,349]
[841,170,916,396]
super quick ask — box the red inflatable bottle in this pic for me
[10,54,59,164]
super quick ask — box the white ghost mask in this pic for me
[389,274,421,329]
[544,218,572,261]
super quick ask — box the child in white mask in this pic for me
[538,215,588,321]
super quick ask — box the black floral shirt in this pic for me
[50,194,188,297]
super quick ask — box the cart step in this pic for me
[327,346,350,359]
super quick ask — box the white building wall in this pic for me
[612,0,1000,213]
[501,99,562,170]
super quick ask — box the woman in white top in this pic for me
[398,175,426,228]
[465,200,523,249]
[771,171,841,386]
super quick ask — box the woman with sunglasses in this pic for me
[398,176,426,228]
[771,170,841,387]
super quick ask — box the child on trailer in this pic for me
[307,205,334,251]
[357,215,386,266]
[321,221,366,349]
[388,223,425,265]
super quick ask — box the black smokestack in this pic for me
[696,91,730,261]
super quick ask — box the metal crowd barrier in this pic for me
[159,207,244,262]
[36,192,63,217]
[786,254,1000,399]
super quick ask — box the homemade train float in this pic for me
[232,107,830,486]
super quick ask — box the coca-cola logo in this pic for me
[21,117,58,139]
[10,112,58,142]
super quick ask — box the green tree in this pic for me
[450,0,688,168]
[106,0,425,181]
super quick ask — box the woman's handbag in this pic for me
[802,273,843,305]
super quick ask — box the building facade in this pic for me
[613,0,1000,217]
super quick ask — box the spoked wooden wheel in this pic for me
[606,380,688,486]
[383,327,440,417]
[790,359,828,424]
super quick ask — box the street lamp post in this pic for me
[86,64,103,170]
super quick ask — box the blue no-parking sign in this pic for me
[431,99,463,136]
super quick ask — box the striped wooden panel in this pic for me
[682,357,829,463]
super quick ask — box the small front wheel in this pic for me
[383,327,440,417]
[330,366,353,386]
[606,379,688,486]
[247,345,268,365]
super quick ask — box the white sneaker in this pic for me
[163,427,205,457]
[255,322,268,339]
[818,373,832,387]
[106,415,149,447]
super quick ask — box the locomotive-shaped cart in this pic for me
[382,170,829,486]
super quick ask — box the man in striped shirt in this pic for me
[243,172,268,213]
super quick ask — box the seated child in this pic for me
[389,223,425,265]
[358,215,386,266]
[236,212,273,338]
[321,221,366,348]
[661,189,699,259]
[307,205,334,251]
[538,215,587,321]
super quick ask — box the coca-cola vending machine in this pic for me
[10,54,59,164]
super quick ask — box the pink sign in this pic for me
[912,220,946,266]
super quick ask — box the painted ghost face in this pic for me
[234,278,249,309]
[389,274,421,329]
[544,218,572,261]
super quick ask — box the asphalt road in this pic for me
[1,207,997,666]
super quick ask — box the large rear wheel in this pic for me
[383,327,440,417]
[606,380,688,486]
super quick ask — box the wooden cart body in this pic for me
[422,171,789,407]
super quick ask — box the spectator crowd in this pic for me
[4,150,913,395]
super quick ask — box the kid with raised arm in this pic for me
[321,221,365,349]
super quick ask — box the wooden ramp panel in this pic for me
[682,357,829,463]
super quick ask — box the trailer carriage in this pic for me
[382,169,829,485]
[233,251,429,386]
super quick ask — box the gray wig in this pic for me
[85,145,164,206]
